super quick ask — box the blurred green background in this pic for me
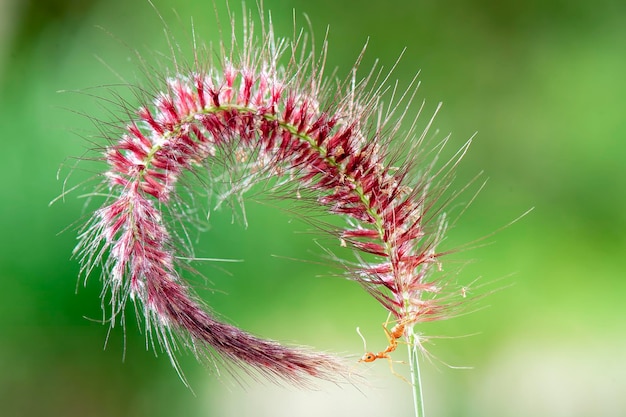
[1,0,625,416]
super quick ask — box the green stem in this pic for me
[407,326,426,417]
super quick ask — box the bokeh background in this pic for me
[1,0,625,416]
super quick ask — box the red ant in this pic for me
[357,314,411,381]
[359,320,405,362]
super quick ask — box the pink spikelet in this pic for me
[73,9,478,386]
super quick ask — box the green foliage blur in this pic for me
[1,0,625,416]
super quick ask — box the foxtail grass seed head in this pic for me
[69,7,483,387]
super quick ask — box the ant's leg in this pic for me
[381,311,397,346]
[382,311,394,329]
[386,356,411,385]
[381,322,395,346]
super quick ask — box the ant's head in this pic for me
[359,352,377,363]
